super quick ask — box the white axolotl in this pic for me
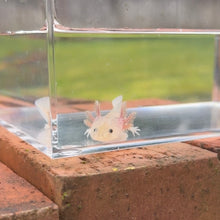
[84,96,140,143]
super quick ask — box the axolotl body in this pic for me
[84,96,140,143]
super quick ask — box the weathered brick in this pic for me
[187,136,220,155]
[0,162,59,220]
[0,126,219,220]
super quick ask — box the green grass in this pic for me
[0,33,215,102]
[54,34,215,102]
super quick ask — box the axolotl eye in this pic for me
[93,128,97,132]
[109,129,113,133]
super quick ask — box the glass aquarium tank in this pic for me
[0,0,220,158]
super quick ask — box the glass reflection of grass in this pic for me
[0,34,47,99]
[0,35,43,58]
[55,34,214,102]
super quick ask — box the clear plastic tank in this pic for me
[1,0,220,158]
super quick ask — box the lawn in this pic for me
[0,33,215,102]
[54,33,215,102]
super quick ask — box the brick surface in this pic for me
[187,136,220,155]
[187,136,220,161]
[53,97,178,114]
[0,95,178,115]
[0,126,220,220]
[0,95,33,108]
[0,161,59,220]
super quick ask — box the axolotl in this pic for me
[84,96,140,143]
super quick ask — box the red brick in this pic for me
[0,95,33,108]
[187,136,220,152]
[54,97,178,113]
[0,162,59,220]
[0,95,178,114]
[187,137,220,160]
[0,126,220,220]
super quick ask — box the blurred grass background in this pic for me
[0,34,215,102]
[55,34,215,102]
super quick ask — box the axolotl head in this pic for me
[88,116,128,143]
